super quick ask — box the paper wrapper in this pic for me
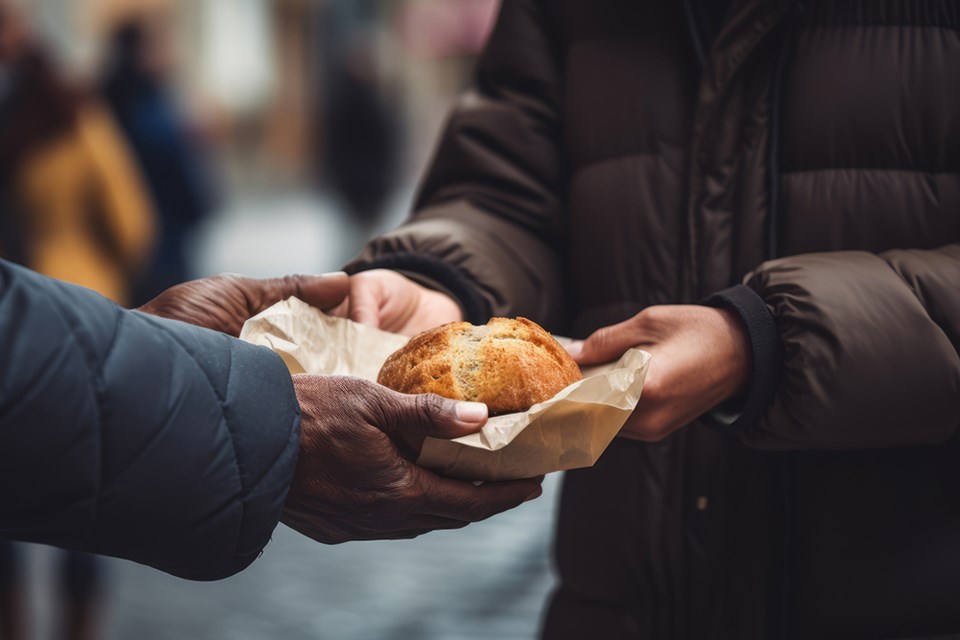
[240,298,650,481]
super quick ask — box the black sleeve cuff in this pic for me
[345,252,491,324]
[702,284,782,435]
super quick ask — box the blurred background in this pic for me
[0,0,562,638]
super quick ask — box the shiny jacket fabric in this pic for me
[349,0,960,637]
[0,260,301,581]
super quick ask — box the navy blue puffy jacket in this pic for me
[0,260,301,580]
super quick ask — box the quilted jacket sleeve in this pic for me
[346,0,567,327]
[0,260,301,580]
[734,243,960,450]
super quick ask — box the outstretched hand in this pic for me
[566,305,751,441]
[138,272,350,337]
[328,270,463,336]
[283,376,543,543]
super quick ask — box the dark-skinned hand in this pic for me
[283,375,544,543]
[138,272,350,337]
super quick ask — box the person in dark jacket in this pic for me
[333,0,960,638]
[101,14,215,304]
[0,260,542,584]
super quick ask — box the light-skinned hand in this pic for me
[329,269,462,336]
[566,305,751,441]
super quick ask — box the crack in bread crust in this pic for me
[377,317,583,414]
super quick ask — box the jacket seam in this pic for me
[878,253,960,364]
[43,293,124,543]
[91,310,126,538]
[566,149,662,175]
[780,167,960,175]
[149,321,246,575]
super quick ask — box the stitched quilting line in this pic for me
[91,310,125,538]
[43,284,121,544]
[98,317,190,490]
[149,320,246,575]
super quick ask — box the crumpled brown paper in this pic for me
[240,297,650,481]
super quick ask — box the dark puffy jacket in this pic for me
[0,260,300,580]
[348,0,960,638]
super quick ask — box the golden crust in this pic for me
[377,317,583,414]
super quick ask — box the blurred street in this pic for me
[0,1,565,638]
[21,477,560,640]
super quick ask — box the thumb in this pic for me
[572,317,644,366]
[258,272,350,311]
[378,390,489,440]
[348,277,384,328]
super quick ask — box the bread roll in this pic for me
[377,317,582,414]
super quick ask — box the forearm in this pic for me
[0,261,300,580]
[728,245,960,449]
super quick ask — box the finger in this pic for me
[347,277,383,328]
[564,340,584,360]
[258,272,350,312]
[388,516,471,534]
[576,317,645,366]
[420,473,544,522]
[327,298,350,318]
[377,390,490,440]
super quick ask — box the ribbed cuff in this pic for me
[702,285,782,435]
[345,252,490,324]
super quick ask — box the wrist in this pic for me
[713,306,752,401]
[419,286,464,325]
[701,285,782,434]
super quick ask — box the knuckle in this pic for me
[588,326,614,352]
[465,495,495,522]
[641,373,663,399]
[406,476,429,510]
[282,274,302,296]
[641,417,673,442]
[414,393,446,425]
[637,305,658,321]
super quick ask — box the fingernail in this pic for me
[524,486,544,502]
[565,341,583,359]
[455,401,488,423]
[320,271,348,278]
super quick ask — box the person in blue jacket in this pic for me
[0,260,542,584]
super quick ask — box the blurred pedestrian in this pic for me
[317,0,400,228]
[323,40,400,228]
[0,5,154,304]
[0,2,155,638]
[101,13,216,304]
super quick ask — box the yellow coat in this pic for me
[9,102,156,305]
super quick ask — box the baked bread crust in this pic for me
[377,317,583,414]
